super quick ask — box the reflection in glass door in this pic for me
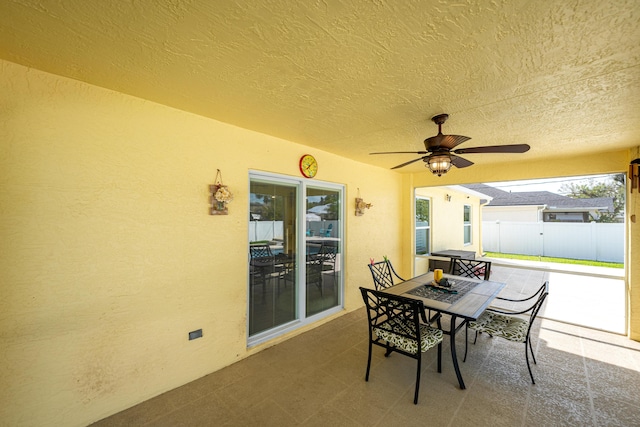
[249,180,297,336]
[305,186,341,317]
[248,173,343,343]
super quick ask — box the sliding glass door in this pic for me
[248,172,343,344]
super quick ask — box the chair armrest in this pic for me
[495,296,533,303]
[419,307,430,324]
[494,282,547,303]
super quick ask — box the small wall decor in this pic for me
[209,169,233,215]
[355,188,373,216]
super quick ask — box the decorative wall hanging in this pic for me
[209,169,233,215]
[355,188,373,216]
[631,155,639,223]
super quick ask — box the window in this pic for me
[415,197,430,255]
[463,204,472,245]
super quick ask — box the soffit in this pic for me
[1,0,639,174]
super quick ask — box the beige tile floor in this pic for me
[94,306,640,426]
[484,259,626,334]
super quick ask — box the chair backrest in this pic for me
[325,223,333,236]
[306,242,323,257]
[250,244,273,259]
[492,281,549,336]
[368,260,405,290]
[319,243,337,261]
[450,258,492,280]
[496,281,547,304]
[360,287,425,346]
[306,257,323,287]
[527,281,549,333]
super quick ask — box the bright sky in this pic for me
[485,174,619,195]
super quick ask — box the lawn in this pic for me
[484,252,623,269]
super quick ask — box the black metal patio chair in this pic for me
[319,242,337,275]
[249,244,276,299]
[450,258,492,280]
[306,257,324,296]
[463,281,549,384]
[359,287,443,404]
[367,259,405,290]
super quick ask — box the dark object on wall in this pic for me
[630,159,640,193]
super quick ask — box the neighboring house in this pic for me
[465,184,615,223]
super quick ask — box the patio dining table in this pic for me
[383,271,505,389]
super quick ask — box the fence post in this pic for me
[539,222,544,257]
[590,222,597,261]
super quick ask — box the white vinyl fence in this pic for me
[249,220,338,242]
[482,221,624,263]
[249,221,284,242]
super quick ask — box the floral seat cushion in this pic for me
[469,311,529,343]
[374,319,443,354]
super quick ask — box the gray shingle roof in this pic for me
[463,184,613,211]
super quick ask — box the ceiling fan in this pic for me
[370,114,530,176]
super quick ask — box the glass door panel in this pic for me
[249,180,297,336]
[305,186,341,317]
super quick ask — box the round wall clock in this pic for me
[299,154,318,178]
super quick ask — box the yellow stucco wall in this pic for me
[628,148,640,341]
[411,186,484,275]
[2,57,639,426]
[0,60,404,426]
[422,187,483,255]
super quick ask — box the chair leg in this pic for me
[463,324,469,362]
[435,313,442,329]
[413,355,422,404]
[384,346,393,357]
[525,341,536,384]
[365,341,372,382]
[437,343,442,373]
[473,330,479,344]
[528,336,537,364]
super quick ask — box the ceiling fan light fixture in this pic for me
[427,155,451,176]
[370,113,529,173]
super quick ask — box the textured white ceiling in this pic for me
[1,0,639,173]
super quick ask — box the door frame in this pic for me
[247,170,345,347]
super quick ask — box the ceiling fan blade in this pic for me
[450,154,474,168]
[425,134,471,150]
[391,156,426,169]
[453,144,530,154]
[370,151,428,155]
